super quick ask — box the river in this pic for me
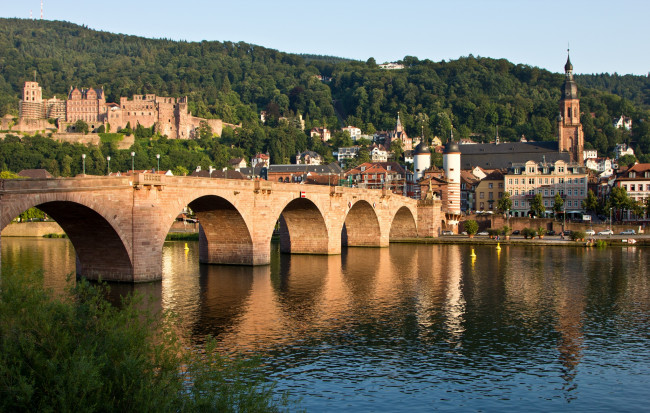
[2,237,649,411]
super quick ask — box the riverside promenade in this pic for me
[395,234,650,247]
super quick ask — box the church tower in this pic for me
[557,52,584,165]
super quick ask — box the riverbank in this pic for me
[393,235,650,247]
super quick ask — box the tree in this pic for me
[357,148,370,164]
[582,190,599,214]
[553,193,564,217]
[530,193,545,217]
[464,219,478,235]
[496,191,512,214]
[609,186,632,222]
[390,139,403,160]
[172,165,189,176]
[74,120,89,134]
[617,154,637,168]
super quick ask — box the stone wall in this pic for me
[1,221,64,237]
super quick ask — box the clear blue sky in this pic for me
[2,0,648,75]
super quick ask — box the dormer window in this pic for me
[630,172,636,178]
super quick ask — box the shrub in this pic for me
[501,225,511,236]
[0,268,289,412]
[464,219,478,235]
[487,228,500,237]
[521,227,534,239]
[537,226,546,237]
[570,231,586,241]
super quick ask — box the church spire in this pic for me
[396,111,403,133]
[564,47,573,79]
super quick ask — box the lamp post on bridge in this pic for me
[156,153,160,172]
[106,156,111,175]
[81,153,86,175]
[131,151,135,174]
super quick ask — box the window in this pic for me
[544,190,548,196]
[545,178,549,184]
[558,167,564,173]
[480,202,484,209]
[489,183,493,189]
[499,183,503,188]
[630,185,636,191]
[515,178,519,185]
[559,178,564,183]
[498,192,503,198]
[551,190,555,196]
[538,178,542,184]
[489,192,493,200]
[551,178,555,184]
[515,190,519,195]
[480,192,485,199]
[623,185,628,191]
[515,201,519,207]
[544,200,548,207]
[528,167,535,173]
[508,179,513,185]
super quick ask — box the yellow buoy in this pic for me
[496,243,501,251]
[470,248,476,258]
[184,242,189,250]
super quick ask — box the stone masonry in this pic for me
[0,175,442,282]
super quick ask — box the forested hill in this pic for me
[1,18,649,162]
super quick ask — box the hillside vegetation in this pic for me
[1,18,649,173]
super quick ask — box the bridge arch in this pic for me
[389,206,418,240]
[342,200,382,247]
[0,197,133,281]
[186,195,254,265]
[275,197,329,255]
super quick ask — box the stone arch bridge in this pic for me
[0,174,443,282]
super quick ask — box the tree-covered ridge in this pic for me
[0,18,336,128]
[0,18,649,164]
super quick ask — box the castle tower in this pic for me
[396,111,403,133]
[558,52,584,165]
[19,81,45,120]
[443,129,461,215]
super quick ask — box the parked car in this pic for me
[477,231,489,236]
[584,229,595,236]
[546,230,556,236]
[620,229,636,235]
[563,230,572,236]
[511,230,520,235]
[442,230,454,236]
[597,229,614,235]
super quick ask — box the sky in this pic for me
[2,0,648,75]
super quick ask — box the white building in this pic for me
[342,126,362,141]
[337,146,360,164]
[614,115,632,131]
[615,143,635,159]
[583,149,598,160]
[370,144,388,162]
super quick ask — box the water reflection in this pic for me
[3,237,650,411]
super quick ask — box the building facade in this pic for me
[504,160,588,217]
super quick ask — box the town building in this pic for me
[229,157,247,170]
[310,127,331,142]
[615,143,635,159]
[370,144,389,162]
[336,146,360,165]
[443,139,461,215]
[613,163,650,221]
[504,160,588,217]
[267,163,342,184]
[251,153,270,168]
[613,115,632,131]
[296,150,322,165]
[474,170,505,212]
[342,126,362,141]
[344,162,413,196]
[386,113,412,151]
